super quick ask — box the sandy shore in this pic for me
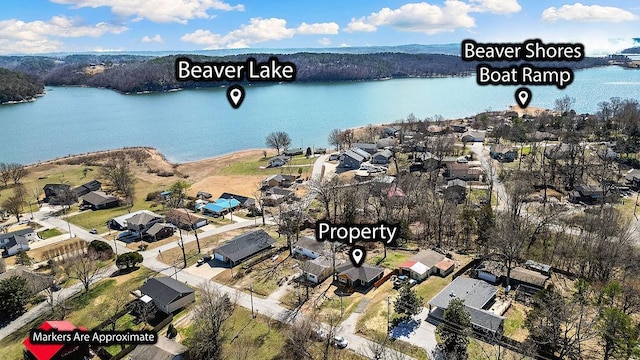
[509,105,554,117]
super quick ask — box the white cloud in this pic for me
[141,34,163,43]
[181,18,339,49]
[51,0,244,24]
[92,46,124,52]
[339,43,350,48]
[345,17,377,33]
[349,1,476,35]
[296,22,339,35]
[470,0,520,14]
[318,37,332,46]
[0,16,127,54]
[542,3,638,23]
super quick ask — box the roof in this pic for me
[215,229,276,263]
[0,228,33,243]
[399,260,429,275]
[74,180,101,196]
[128,211,162,226]
[411,250,445,268]
[491,144,516,154]
[43,183,71,191]
[166,208,206,227]
[81,191,118,206]
[341,150,365,163]
[294,236,328,254]
[140,277,194,307]
[127,336,188,360]
[109,210,161,228]
[265,187,294,196]
[304,255,339,277]
[461,131,486,140]
[219,192,255,207]
[352,143,378,151]
[203,203,226,213]
[351,147,371,159]
[525,260,551,274]
[147,223,173,237]
[0,267,53,293]
[430,305,504,334]
[23,321,86,360]
[264,174,296,183]
[510,267,549,287]
[429,277,497,310]
[373,149,393,158]
[435,258,455,272]
[476,261,506,277]
[447,179,467,188]
[213,197,241,208]
[336,263,385,283]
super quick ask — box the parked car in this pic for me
[329,153,340,161]
[50,284,62,292]
[197,255,212,266]
[89,228,98,234]
[393,275,417,289]
[332,336,348,349]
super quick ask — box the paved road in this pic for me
[0,264,117,341]
[470,142,507,211]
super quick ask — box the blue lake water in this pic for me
[0,65,638,164]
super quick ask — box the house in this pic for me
[510,267,549,293]
[435,258,455,277]
[444,179,467,203]
[196,191,212,200]
[166,208,208,230]
[262,174,297,188]
[263,187,295,206]
[1,228,33,257]
[531,131,558,141]
[490,145,518,162]
[450,124,467,133]
[268,155,289,168]
[80,191,119,210]
[625,169,640,189]
[544,143,575,160]
[371,149,393,165]
[428,277,504,336]
[461,131,486,143]
[352,143,378,155]
[339,150,366,169]
[126,211,164,235]
[302,255,344,284]
[139,277,195,314]
[336,263,385,290]
[127,335,188,360]
[0,266,54,294]
[219,192,255,208]
[145,223,175,241]
[445,163,483,181]
[383,126,400,138]
[202,198,242,217]
[108,210,161,230]
[475,261,506,284]
[399,249,451,281]
[213,229,276,267]
[293,236,329,259]
[525,260,551,276]
[73,180,101,197]
[376,137,396,149]
[569,184,604,204]
[23,321,91,360]
[42,184,76,205]
[351,147,372,161]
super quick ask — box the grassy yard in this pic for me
[37,228,63,239]
[503,303,528,342]
[414,274,452,306]
[369,249,412,269]
[218,154,314,176]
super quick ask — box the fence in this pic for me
[374,269,398,288]
[452,257,481,280]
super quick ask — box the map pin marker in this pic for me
[226,85,245,109]
[349,245,366,267]
[515,87,532,109]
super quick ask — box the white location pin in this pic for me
[349,246,366,267]
[226,85,245,109]
[515,87,532,109]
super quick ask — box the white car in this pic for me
[333,336,348,349]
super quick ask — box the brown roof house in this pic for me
[302,255,345,285]
[81,191,119,210]
[336,263,385,291]
[166,208,208,230]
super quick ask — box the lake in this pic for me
[0,65,638,164]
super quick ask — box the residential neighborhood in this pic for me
[2,101,640,360]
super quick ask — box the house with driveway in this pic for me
[80,191,120,210]
[214,229,276,267]
[336,263,385,291]
[1,228,34,257]
[139,277,195,314]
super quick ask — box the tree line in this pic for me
[0,68,43,104]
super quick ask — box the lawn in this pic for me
[369,249,412,269]
[414,274,452,306]
[218,154,314,177]
[503,303,528,342]
[37,228,63,239]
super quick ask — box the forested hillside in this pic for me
[0,68,44,104]
[0,52,610,95]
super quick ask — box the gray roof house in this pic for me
[81,191,119,210]
[428,277,504,335]
[293,236,330,259]
[127,211,164,234]
[127,335,188,360]
[336,263,385,291]
[73,180,102,197]
[352,143,378,155]
[1,228,34,257]
[108,210,160,230]
[372,149,393,165]
[339,150,366,169]
[461,131,486,143]
[0,266,54,293]
[302,255,344,285]
[139,277,195,314]
[214,230,276,267]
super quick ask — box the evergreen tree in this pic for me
[436,298,471,360]
[394,283,423,317]
[0,276,32,321]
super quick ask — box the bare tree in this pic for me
[7,163,28,185]
[100,155,136,206]
[64,252,100,293]
[2,191,23,222]
[327,129,344,150]
[265,131,291,155]
[0,163,10,188]
[189,284,235,360]
[309,177,340,221]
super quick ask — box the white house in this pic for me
[1,228,34,257]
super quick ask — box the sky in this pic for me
[0,0,638,55]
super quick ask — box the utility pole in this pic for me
[340,295,344,317]
[250,286,255,318]
[387,296,391,334]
